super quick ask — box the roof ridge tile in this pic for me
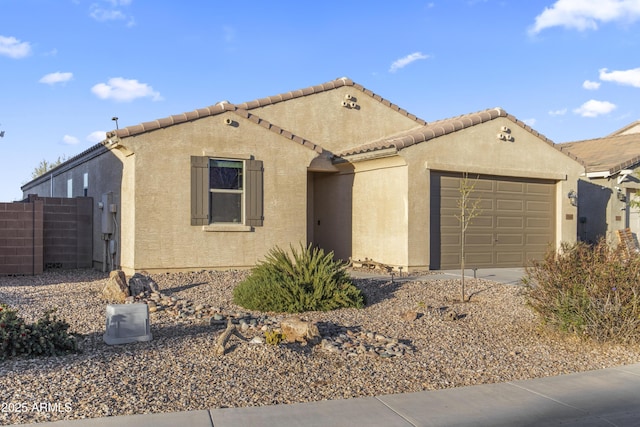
[234,77,427,125]
[229,109,322,154]
[335,107,565,158]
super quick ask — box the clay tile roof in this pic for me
[234,77,427,126]
[230,110,322,154]
[107,77,427,143]
[111,102,232,138]
[607,120,640,137]
[104,100,321,154]
[336,107,508,156]
[335,107,570,159]
[558,133,640,174]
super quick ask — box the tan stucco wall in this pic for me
[400,117,584,269]
[117,152,135,270]
[350,157,409,267]
[311,156,409,268]
[250,86,422,154]
[311,165,354,261]
[117,111,319,273]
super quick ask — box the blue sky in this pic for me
[1,0,640,201]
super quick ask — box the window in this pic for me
[83,173,89,197]
[67,179,73,198]
[209,159,243,223]
[191,156,263,228]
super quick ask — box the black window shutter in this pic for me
[191,156,209,225]
[245,159,264,227]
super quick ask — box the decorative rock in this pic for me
[250,336,264,344]
[280,317,321,344]
[147,301,158,313]
[101,270,130,302]
[129,273,160,296]
[444,309,459,321]
[402,310,418,321]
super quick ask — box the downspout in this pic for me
[50,173,53,197]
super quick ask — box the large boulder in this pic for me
[102,270,130,302]
[280,317,321,344]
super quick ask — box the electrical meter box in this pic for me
[103,303,152,345]
[101,192,115,234]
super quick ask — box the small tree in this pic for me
[31,156,68,179]
[455,173,483,302]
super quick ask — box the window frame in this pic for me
[191,155,263,230]
[208,158,245,225]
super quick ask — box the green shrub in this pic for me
[0,304,77,360]
[524,240,640,344]
[233,244,366,313]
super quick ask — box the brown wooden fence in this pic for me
[0,196,92,275]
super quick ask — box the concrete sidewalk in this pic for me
[16,363,640,426]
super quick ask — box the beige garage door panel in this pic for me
[433,172,556,269]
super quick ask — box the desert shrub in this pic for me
[233,244,366,313]
[524,240,640,344]
[0,304,77,360]
[264,330,286,345]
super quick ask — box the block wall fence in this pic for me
[0,196,92,275]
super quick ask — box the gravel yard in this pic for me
[1,269,639,425]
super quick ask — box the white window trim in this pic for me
[202,224,252,232]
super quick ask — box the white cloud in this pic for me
[62,135,80,145]
[91,77,163,102]
[529,0,640,34]
[389,52,429,73]
[549,108,568,116]
[87,131,107,143]
[0,35,32,58]
[39,72,73,85]
[582,80,601,90]
[523,118,537,127]
[599,67,640,87]
[90,1,135,27]
[573,99,617,117]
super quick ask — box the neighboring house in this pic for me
[22,77,584,274]
[558,122,640,245]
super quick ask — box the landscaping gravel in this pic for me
[1,269,639,425]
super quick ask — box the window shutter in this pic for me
[191,156,209,225]
[245,159,264,227]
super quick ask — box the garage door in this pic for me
[430,172,556,269]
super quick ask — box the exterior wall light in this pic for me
[568,190,578,206]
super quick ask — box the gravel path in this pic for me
[1,269,639,425]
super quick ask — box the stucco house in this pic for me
[22,77,584,274]
[558,122,640,245]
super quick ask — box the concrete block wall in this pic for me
[36,197,93,270]
[0,197,92,275]
[0,200,44,275]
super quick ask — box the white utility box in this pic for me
[103,303,153,345]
